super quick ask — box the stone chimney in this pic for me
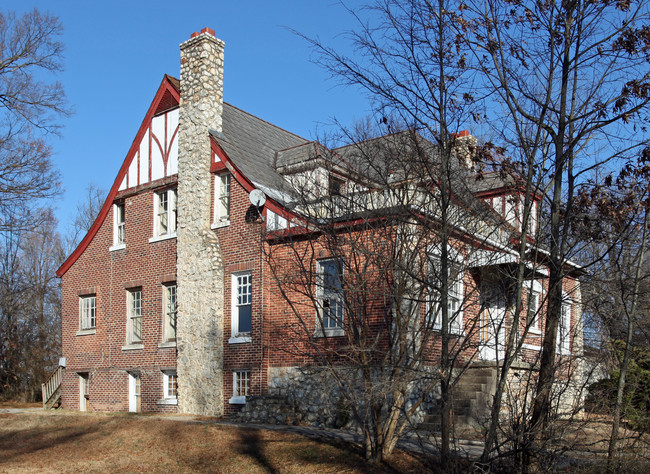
[451,130,477,169]
[176,28,225,416]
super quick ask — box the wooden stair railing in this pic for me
[42,365,63,409]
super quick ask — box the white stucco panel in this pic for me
[166,109,179,176]
[139,129,150,185]
[128,151,138,188]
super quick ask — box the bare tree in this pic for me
[64,184,106,253]
[0,208,63,401]
[576,160,650,471]
[0,8,69,229]
[461,0,650,464]
[294,0,489,464]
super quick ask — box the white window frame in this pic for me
[79,295,96,334]
[229,272,252,343]
[428,246,464,335]
[126,289,143,346]
[150,188,177,242]
[163,370,178,400]
[110,202,126,251]
[523,280,542,335]
[557,293,572,356]
[315,258,345,337]
[161,284,177,345]
[212,173,231,228]
[229,370,250,404]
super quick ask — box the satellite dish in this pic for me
[249,189,266,207]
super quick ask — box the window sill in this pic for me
[528,328,542,336]
[157,398,178,406]
[433,327,465,337]
[109,243,126,252]
[122,343,144,351]
[211,220,230,230]
[76,329,96,336]
[314,328,345,338]
[229,336,252,344]
[158,341,177,349]
[149,233,177,244]
[229,396,246,405]
[522,343,542,351]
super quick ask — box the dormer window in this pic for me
[329,175,344,196]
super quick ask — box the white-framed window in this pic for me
[163,370,177,400]
[79,295,96,331]
[266,209,288,231]
[557,293,572,356]
[428,247,464,335]
[229,370,250,404]
[163,284,177,343]
[230,272,252,343]
[111,202,125,249]
[213,173,230,226]
[316,258,345,336]
[127,289,143,344]
[524,280,542,334]
[153,188,177,239]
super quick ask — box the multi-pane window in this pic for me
[428,250,464,334]
[80,296,96,330]
[214,174,230,224]
[232,272,252,337]
[155,189,177,237]
[527,291,540,331]
[163,284,177,342]
[234,371,250,398]
[163,371,177,399]
[127,289,142,344]
[114,203,125,246]
[316,258,344,332]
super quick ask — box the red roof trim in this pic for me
[209,139,301,223]
[57,75,181,277]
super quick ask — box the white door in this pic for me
[79,374,88,412]
[128,373,141,412]
[479,285,506,361]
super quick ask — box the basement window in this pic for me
[229,370,250,404]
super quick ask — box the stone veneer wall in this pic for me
[236,367,438,429]
[176,29,226,416]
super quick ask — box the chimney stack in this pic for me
[176,29,226,416]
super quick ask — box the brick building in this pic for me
[53,28,583,421]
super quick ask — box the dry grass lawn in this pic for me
[0,410,431,473]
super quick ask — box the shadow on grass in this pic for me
[237,427,280,473]
[0,423,97,462]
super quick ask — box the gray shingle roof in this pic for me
[211,103,308,204]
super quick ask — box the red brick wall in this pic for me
[60,177,178,413]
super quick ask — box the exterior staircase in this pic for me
[418,365,497,431]
[41,365,63,409]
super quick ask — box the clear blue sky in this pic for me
[3,1,371,235]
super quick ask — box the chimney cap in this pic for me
[450,130,471,138]
[190,28,215,39]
